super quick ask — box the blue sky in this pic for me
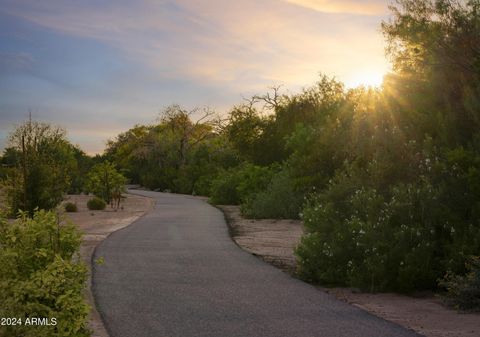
[0,0,391,154]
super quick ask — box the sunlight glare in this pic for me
[346,70,385,89]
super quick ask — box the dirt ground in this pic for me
[62,194,154,337]
[220,205,303,274]
[217,205,480,337]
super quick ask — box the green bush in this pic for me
[64,202,78,213]
[0,210,90,337]
[440,256,480,312]
[209,170,240,204]
[86,161,126,204]
[209,164,275,205]
[242,169,303,219]
[87,197,106,210]
[295,169,480,292]
[191,174,214,196]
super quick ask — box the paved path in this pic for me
[93,191,422,337]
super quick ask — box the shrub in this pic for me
[87,197,106,210]
[209,163,275,205]
[86,161,126,204]
[0,210,90,337]
[440,256,480,312]
[192,174,214,196]
[242,169,303,219]
[209,170,242,204]
[64,202,78,213]
[295,166,480,292]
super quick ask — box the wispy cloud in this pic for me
[0,51,34,73]
[281,0,388,15]
[0,0,389,88]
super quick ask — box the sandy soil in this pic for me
[217,205,480,337]
[220,205,303,274]
[62,193,154,337]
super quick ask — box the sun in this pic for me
[346,70,385,89]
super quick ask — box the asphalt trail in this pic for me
[93,190,422,337]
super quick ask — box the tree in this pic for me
[86,161,126,206]
[382,0,480,145]
[0,148,18,181]
[2,119,76,215]
[104,125,151,184]
[158,104,219,169]
[105,105,226,193]
[68,145,95,194]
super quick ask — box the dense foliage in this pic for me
[1,120,77,215]
[105,105,238,194]
[209,163,276,205]
[294,0,480,293]
[0,210,90,337]
[241,168,303,219]
[104,0,480,296]
[440,256,480,311]
[0,124,111,336]
[0,119,98,215]
[86,161,126,207]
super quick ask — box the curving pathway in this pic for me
[93,190,422,337]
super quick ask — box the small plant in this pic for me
[95,257,105,265]
[440,256,480,312]
[64,201,78,212]
[87,197,106,211]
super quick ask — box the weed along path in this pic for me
[92,190,422,337]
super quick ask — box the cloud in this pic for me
[281,0,388,15]
[0,51,34,74]
[0,0,390,89]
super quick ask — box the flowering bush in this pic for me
[296,150,480,292]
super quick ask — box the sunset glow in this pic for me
[0,0,391,153]
[345,69,387,88]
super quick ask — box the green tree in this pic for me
[105,105,229,194]
[382,0,480,145]
[224,104,268,163]
[86,161,126,205]
[2,120,76,215]
[68,146,94,194]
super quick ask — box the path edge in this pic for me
[86,192,155,337]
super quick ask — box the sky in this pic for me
[0,0,392,154]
